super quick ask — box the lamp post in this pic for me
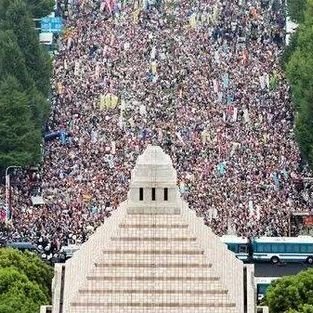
[5,166,21,222]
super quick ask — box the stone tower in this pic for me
[47,145,256,313]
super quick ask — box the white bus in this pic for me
[220,235,313,264]
[220,235,250,261]
[252,236,313,264]
[254,277,279,303]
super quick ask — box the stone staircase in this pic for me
[69,214,239,313]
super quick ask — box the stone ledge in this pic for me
[94,263,212,268]
[102,249,204,255]
[111,237,197,241]
[127,208,181,214]
[86,276,220,281]
[71,302,236,308]
[78,289,228,295]
[119,224,188,228]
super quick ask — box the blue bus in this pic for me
[221,235,313,264]
[254,277,278,303]
[220,235,250,261]
[252,236,313,264]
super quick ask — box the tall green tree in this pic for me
[0,0,52,170]
[0,248,53,299]
[0,248,53,313]
[0,76,42,170]
[286,0,313,167]
[287,0,307,23]
[23,0,54,18]
[0,0,54,19]
[264,269,313,313]
[0,30,32,90]
[0,267,48,313]
[1,0,52,97]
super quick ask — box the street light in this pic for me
[5,166,21,222]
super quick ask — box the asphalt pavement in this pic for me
[254,262,313,277]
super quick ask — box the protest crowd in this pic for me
[1,0,312,261]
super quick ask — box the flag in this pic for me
[189,13,197,28]
[232,107,238,122]
[111,141,116,154]
[216,161,227,175]
[95,64,100,78]
[151,61,157,75]
[105,0,115,12]
[213,79,218,93]
[133,8,140,23]
[74,60,80,76]
[176,132,185,145]
[99,94,106,110]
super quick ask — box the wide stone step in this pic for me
[115,228,192,237]
[89,263,218,277]
[71,301,236,308]
[70,307,238,313]
[103,249,204,255]
[72,293,232,304]
[111,236,197,241]
[121,215,186,224]
[106,240,201,251]
[78,289,228,295]
[83,276,222,290]
[81,282,225,293]
[119,223,189,229]
[97,254,207,263]
[94,262,212,268]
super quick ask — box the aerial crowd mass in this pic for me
[0,0,311,260]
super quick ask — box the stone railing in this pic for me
[61,202,128,313]
[180,198,245,313]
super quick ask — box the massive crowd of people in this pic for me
[1,0,312,261]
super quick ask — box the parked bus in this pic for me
[254,277,279,303]
[220,235,250,261]
[252,236,313,264]
[221,235,313,264]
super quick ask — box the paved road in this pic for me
[255,262,313,277]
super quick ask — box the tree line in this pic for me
[285,0,313,169]
[264,268,313,313]
[0,248,53,313]
[0,0,54,172]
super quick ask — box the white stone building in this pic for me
[43,145,256,313]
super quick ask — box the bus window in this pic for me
[256,243,265,253]
[239,244,248,253]
[265,243,272,253]
[286,244,294,253]
[293,244,300,253]
[272,243,284,253]
[227,243,237,253]
[300,245,308,253]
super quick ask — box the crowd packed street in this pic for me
[1,0,312,261]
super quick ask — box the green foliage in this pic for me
[285,0,313,168]
[0,267,48,313]
[0,0,52,170]
[2,0,52,96]
[287,0,307,23]
[23,0,54,18]
[288,304,313,313]
[0,76,42,169]
[0,30,32,89]
[281,31,299,70]
[0,248,53,299]
[0,248,53,313]
[0,0,54,19]
[264,269,313,313]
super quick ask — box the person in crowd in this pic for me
[1,0,312,261]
